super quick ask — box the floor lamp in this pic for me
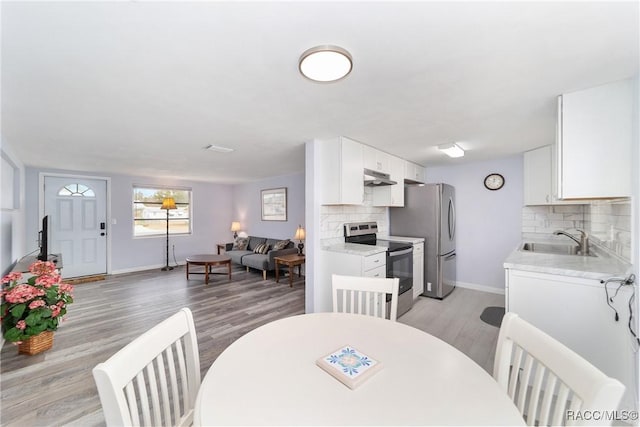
[160,197,176,271]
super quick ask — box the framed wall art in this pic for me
[261,187,287,221]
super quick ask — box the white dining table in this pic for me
[194,312,525,426]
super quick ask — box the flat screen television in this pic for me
[37,215,50,261]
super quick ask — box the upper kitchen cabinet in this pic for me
[363,145,391,173]
[404,161,425,184]
[524,145,552,205]
[318,137,364,205]
[372,155,405,207]
[524,144,588,206]
[557,78,634,199]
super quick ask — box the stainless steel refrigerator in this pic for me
[390,183,456,299]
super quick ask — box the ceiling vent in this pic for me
[204,144,234,153]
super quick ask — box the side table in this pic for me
[274,254,305,287]
[216,244,227,255]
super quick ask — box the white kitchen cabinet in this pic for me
[412,242,424,300]
[318,137,364,205]
[363,145,391,173]
[523,145,582,206]
[372,155,405,207]
[323,249,387,316]
[505,268,636,411]
[324,250,386,278]
[404,161,425,184]
[523,145,553,205]
[556,78,634,199]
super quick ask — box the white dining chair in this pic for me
[493,312,625,426]
[331,274,400,321]
[93,308,201,427]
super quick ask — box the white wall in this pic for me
[25,167,233,273]
[231,173,305,241]
[426,155,524,293]
[0,139,26,275]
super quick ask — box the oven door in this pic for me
[386,247,413,295]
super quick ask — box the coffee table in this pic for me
[185,254,231,284]
[274,254,305,287]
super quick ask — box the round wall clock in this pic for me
[484,173,505,191]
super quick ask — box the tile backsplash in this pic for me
[522,205,585,234]
[522,199,631,262]
[320,188,388,239]
[585,200,631,261]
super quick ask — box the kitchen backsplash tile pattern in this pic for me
[522,199,631,262]
[320,188,388,239]
[585,200,631,261]
[522,205,585,234]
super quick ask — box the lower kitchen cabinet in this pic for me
[322,250,387,314]
[413,242,424,299]
[324,250,386,278]
[505,268,636,411]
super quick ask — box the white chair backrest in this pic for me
[494,312,625,426]
[93,308,201,427]
[331,274,400,321]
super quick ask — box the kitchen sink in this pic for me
[520,242,596,257]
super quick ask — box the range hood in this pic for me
[364,168,397,186]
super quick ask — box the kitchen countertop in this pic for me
[504,239,632,280]
[321,235,425,256]
[321,241,387,256]
[379,235,425,244]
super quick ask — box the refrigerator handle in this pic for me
[443,252,456,261]
[448,198,455,240]
[450,197,456,239]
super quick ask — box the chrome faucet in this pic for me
[553,229,589,255]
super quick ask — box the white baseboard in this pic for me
[112,263,184,275]
[455,280,505,295]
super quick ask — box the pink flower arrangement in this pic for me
[1,260,74,343]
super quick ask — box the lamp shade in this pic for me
[160,197,177,210]
[294,226,306,241]
[231,222,241,232]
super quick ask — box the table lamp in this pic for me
[294,225,306,255]
[160,197,177,271]
[231,221,241,239]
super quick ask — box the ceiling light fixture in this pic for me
[299,45,353,83]
[204,144,234,153]
[438,143,465,158]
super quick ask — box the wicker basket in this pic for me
[18,331,54,355]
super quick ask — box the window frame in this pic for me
[132,185,193,238]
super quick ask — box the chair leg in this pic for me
[263,270,267,280]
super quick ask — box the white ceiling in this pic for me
[2,1,638,183]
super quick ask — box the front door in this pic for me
[43,175,108,278]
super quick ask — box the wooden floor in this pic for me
[400,287,505,373]
[0,267,503,427]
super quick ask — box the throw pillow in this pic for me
[253,243,270,254]
[232,237,249,251]
[272,239,290,251]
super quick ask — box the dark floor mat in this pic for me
[480,306,505,328]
